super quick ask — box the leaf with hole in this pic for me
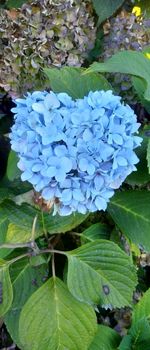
[66,240,137,308]
[19,277,97,350]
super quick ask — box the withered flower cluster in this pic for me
[101,9,150,102]
[0,0,96,96]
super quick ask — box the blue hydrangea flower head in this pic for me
[10,90,142,215]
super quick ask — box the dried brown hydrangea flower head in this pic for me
[0,0,96,96]
[101,9,150,103]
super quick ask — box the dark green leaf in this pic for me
[6,0,28,8]
[92,0,124,24]
[0,188,14,203]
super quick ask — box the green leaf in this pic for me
[6,151,20,181]
[0,259,13,317]
[66,240,137,308]
[89,325,121,350]
[19,277,97,350]
[86,51,150,101]
[108,191,150,251]
[126,130,150,185]
[4,262,48,348]
[132,288,150,323]
[82,223,110,242]
[118,335,132,350]
[147,139,150,174]
[44,67,111,99]
[0,200,88,243]
[92,0,124,24]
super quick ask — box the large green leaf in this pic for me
[108,191,150,251]
[92,0,124,24]
[66,240,137,308]
[0,200,88,243]
[147,139,150,174]
[4,262,48,348]
[44,67,111,99]
[89,325,121,350]
[0,259,13,317]
[86,51,150,101]
[19,277,97,350]
[6,151,20,181]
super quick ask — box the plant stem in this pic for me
[40,249,67,256]
[52,253,55,278]
[0,242,34,249]
[31,215,38,241]
[8,253,30,265]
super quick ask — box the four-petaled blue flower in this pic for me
[10,90,142,216]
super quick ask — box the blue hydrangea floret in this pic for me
[10,90,142,215]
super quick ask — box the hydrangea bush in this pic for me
[1,1,150,349]
[10,90,142,215]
